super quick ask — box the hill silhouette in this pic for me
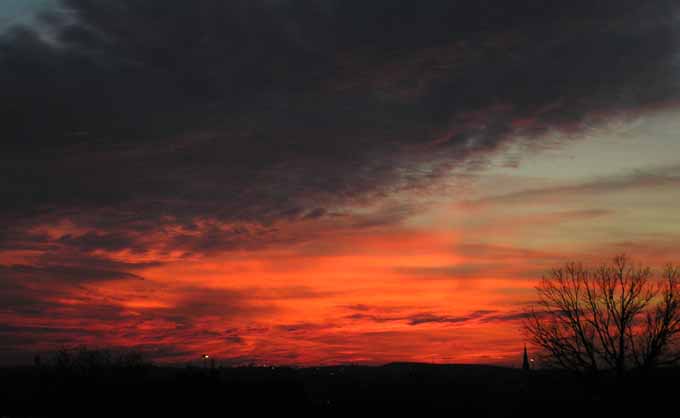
[3,356,679,417]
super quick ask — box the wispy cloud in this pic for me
[461,165,680,209]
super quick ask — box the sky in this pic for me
[1,0,680,366]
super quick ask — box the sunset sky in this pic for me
[2,1,680,366]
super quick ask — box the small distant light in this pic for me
[203,354,210,359]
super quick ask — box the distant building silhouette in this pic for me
[522,344,530,371]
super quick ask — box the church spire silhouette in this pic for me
[522,344,530,371]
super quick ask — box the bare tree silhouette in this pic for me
[524,254,680,378]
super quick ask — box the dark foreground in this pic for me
[2,362,678,417]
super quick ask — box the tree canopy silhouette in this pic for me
[46,346,152,376]
[524,255,680,377]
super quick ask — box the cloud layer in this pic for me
[2,1,678,229]
[1,0,680,365]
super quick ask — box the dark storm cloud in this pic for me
[1,0,678,243]
[345,308,536,326]
[480,311,534,323]
[0,227,53,251]
[155,287,279,320]
[0,324,77,335]
[406,310,497,325]
[0,251,156,322]
[0,280,280,359]
[276,322,334,333]
[57,231,140,252]
[0,263,143,283]
[347,309,499,326]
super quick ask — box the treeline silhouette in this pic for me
[525,255,680,377]
[2,348,680,417]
